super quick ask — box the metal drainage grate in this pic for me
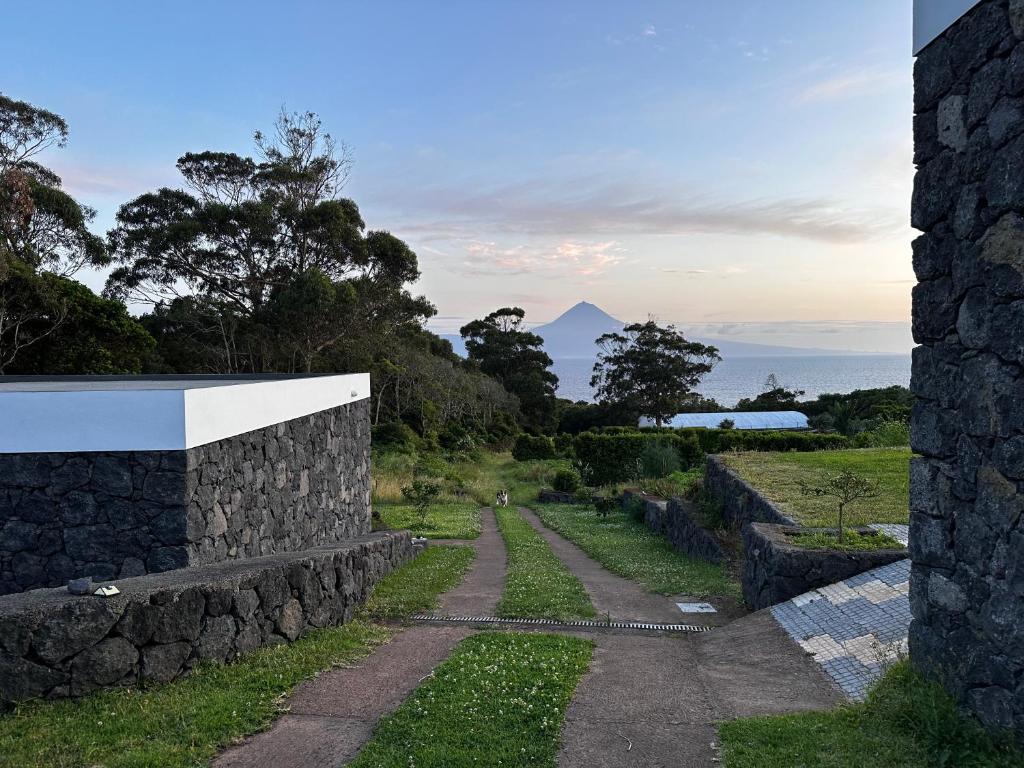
[408,614,712,632]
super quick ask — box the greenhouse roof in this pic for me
[640,411,810,431]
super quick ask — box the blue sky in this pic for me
[5,1,915,352]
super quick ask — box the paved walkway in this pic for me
[559,613,839,767]
[214,506,845,767]
[432,507,506,616]
[517,506,719,625]
[213,625,474,768]
[770,525,911,701]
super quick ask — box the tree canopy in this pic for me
[460,307,559,431]
[590,320,721,427]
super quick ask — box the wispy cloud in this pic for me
[457,239,625,277]
[388,178,904,246]
[794,66,908,104]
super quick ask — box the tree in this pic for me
[401,477,441,530]
[0,94,108,370]
[106,110,433,372]
[591,321,721,427]
[797,470,880,543]
[460,307,559,431]
[735,373,805,411]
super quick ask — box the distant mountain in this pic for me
[442,301,863,360]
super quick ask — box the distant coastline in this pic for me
[552,354,911,408]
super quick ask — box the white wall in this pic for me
[0,374,369,453]
[914,0,983,54]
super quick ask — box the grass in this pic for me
[348,632,593,768]
[494,506,596,620]
[0,621,391,768]
[720,448,911,527]
[376,501,482,539]
[789,530,905,552]
[533,503,739,598]
[362,545,475,618]
[719,661,1022,768]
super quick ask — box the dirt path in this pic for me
[431,507,507,616]
[558,612,841,767]
[213,625,474,768]
[517,506,711,625]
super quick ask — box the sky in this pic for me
[4,1,916,353]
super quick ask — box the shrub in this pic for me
[372,421,419,450]
[676,428,851,454]
[639,440,680,479]
[623,494,647,521]
[401,477,442,529]
[718,418,736,429]
[553,433,575,458]
[594,495,619,518]
[573,433,702,485]
[512,434,557,461]
[853,419,911,448]
[552,468,582,493]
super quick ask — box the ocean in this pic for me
[552,354,912,407]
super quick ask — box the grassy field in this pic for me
[375,501,482,539]
[349,632,593,768]
[533,503,739,598]
[0,622,391,768]
[362,545,475,618]
[719,662,1022,768]
[494,506,596,620]
[720,448,911,527]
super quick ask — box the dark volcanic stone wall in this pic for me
[0,530,410,706]
[0,400,371,595]
[184,400,371,566]
[704,455,797,528]
[910,0,1024,736]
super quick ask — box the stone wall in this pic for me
[704,455,797,529]
[621,490,727,564]
[0,530,410,706]
[910,0,1024,736]
[743,524,906,611]
[0,401,371,594]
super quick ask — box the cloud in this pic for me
[389,178,904,246]
[457,239,625,277]
[660,265,747,277]
[794,66,908,104]
[49,161,173,198]
[642,23,657,37]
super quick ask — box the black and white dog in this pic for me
[495,489,509,508]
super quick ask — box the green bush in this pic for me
[853,420,911,448]
[573,433,702,485]
[552,468,582,493]
[639,440,680,478]
[676,428,851,454]
[553,433,575,458]
[372,421,419,450]
[512,434,557,460]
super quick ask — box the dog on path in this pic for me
[495,489,509,508]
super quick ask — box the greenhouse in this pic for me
[640,411,810,431]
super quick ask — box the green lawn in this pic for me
[376,501,482,539]
[349,632,593,768]
[0,622,390,768]
[719,662,1022,768]
[720,448,911,527]
[362,545,475,618]
[494,506,596,620]
[533,503,739,598]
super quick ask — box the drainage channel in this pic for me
[408,614,713,633]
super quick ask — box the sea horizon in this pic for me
[552,353,912,409]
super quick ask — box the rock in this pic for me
[32,601,124,664]
[143,471,185,504]
[70,637,138,695]
[119,557,147,578]
[0,653,67,702]
[63,524,115,563]
[938,95,967,150]
[0,520,40,552]
[141,642,191,683]
[152,589,205,643]
[90,455,133,498]
[198,615,237,663]
[928,572,968,613]
[987,97,1024,147]
[276,598,304,642]
[67,577,93,596]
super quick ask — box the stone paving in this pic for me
[771,525,911,701]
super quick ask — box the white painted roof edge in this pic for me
[0,373,369,454]
[914,0,983,54]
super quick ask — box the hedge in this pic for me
[512,434,558,460]
[573,433,702,485]
[675,428,850,453]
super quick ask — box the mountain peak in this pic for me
[550,301,621,325]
